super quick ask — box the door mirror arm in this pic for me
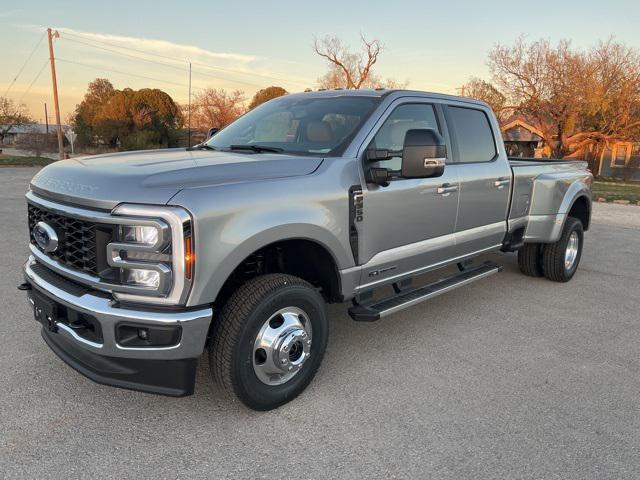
[365,167,392,186]
[365,148,402,162]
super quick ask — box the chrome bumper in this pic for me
[24,256,212,360]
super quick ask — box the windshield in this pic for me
[205,95,381,156]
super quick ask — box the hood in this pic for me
[30,148,323,209]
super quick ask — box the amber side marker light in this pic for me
[184,235,194,280]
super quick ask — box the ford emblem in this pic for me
[33,221,59,253]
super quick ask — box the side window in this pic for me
[447,106,497,163]
[369,103,439,170]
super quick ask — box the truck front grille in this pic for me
[28,204,105,275]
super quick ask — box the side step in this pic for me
[348,261,502,321]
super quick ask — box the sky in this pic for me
[1,0,639,123]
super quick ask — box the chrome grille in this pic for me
[28,204,99,275]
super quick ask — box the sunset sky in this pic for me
[2,0,639,123]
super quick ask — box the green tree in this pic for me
[0,97,33,144]
[71,80,183,150]
[248,86,287,110]
[72,78,116,146]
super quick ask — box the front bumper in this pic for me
[23,256,212,396]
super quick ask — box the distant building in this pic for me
[501,118,545,158]
[501,116,640,180]
[0,123,68,145]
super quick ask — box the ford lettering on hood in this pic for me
[30,148,323,209]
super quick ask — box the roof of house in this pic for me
[1,123,68,134]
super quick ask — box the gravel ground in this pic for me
[1,168,639,479]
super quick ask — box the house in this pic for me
[501,117,546,158]
[500,117,640,180]
[0,123,68,145]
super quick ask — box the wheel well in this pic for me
[568,196,590,231]
[215,239,341,309]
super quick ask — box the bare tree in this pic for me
[0,97,33,144]
[459,77,510,123]
[191,88,245,130]
[487,37,640,158]
[314,35,387,89]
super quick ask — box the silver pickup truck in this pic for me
[21,89,592,410]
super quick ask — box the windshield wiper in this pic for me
[229,144,284,153]
[186,143,217,151]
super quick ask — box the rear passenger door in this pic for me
[444,104,512,255]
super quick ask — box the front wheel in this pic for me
[541,217,584,282]
[209,274,328,410]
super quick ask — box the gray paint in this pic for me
[25,89,592,312]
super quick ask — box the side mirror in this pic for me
[207,127,220,139]
[401,129,446,179]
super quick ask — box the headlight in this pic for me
[107,204,193,306]
[123,268,161,289]
[121,225,159,245]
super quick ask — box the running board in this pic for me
[348,261,502,321]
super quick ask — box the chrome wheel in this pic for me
[564,231,579,270]
[252,307,312,386]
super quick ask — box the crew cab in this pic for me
[21,89,592,410]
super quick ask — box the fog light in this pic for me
[123,268,160,288]
[138,328,149,340]
[121,225,159,245]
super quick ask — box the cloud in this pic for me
[20,24,257,63]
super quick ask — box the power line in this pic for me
[59,30,310,87]
[61,36,189,73]
[56,57,189,88]
[3,31,46,98]
[18,59,50,104]
[58,36,268,89]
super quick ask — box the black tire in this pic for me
[541,217,584,282]
[209,274,328,410]
[517,243,543,277]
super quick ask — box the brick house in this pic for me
[501,117,640,180]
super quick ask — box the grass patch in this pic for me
[0,155,55,167]
[593,180,640,203]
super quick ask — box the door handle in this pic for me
[437,184,458,196]
[494,178,510,189]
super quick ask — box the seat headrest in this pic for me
[306,121,333,143]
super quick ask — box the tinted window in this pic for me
[207,96,380,156]
[447,106,496,163]
[369,103,439,170]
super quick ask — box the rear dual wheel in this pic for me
[517,217,584,282]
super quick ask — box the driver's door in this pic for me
[356,101,459,289]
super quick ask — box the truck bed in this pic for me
[507,157,591,223]
[509,157,588,168]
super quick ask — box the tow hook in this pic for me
[17,282,32,291]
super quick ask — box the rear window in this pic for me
[447,106,496,163]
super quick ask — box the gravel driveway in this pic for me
[1,168,639,479]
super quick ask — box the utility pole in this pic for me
[47,28,64,160]
[188,61,192,147]
[44,103,49,133]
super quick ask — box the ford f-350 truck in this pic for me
[21,89,592,410]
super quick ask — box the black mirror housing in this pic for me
[401,129,447,179]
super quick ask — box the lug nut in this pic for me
[280,358,287,365]
[288,366,293,371]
